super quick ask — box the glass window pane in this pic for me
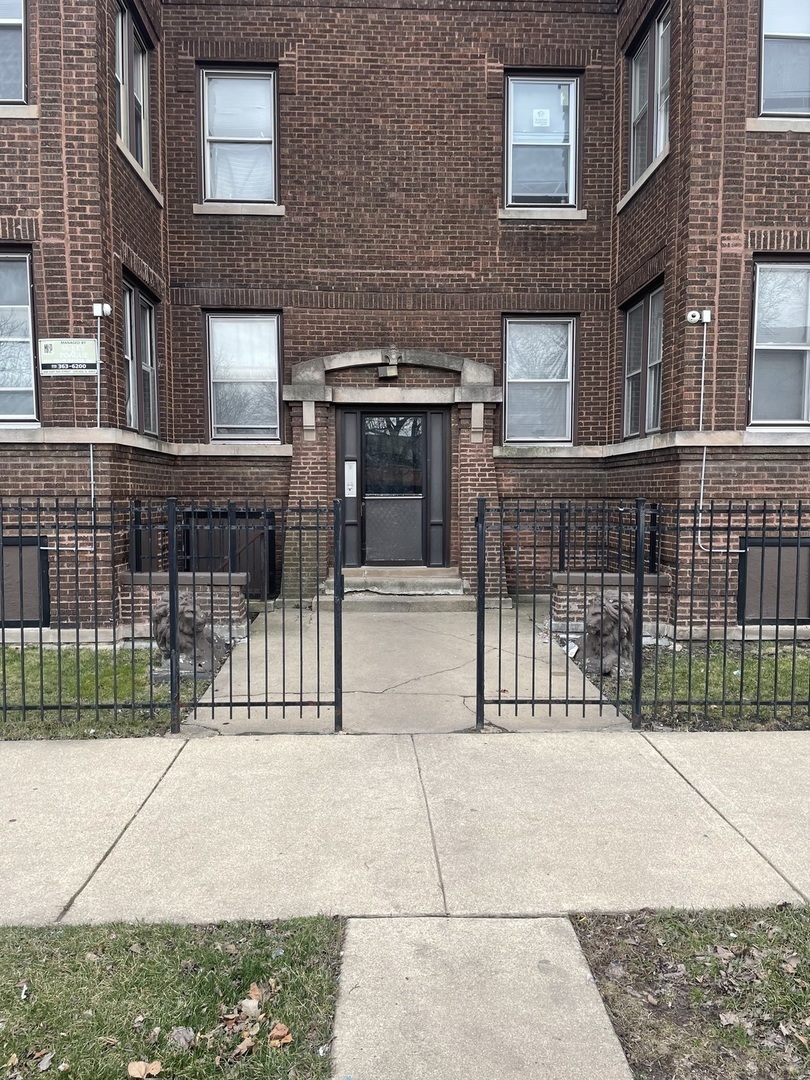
[0,388,35,417]
[625,372,642,435]
[0,341,33,387]
[648,290,664,363]
[0,307,31,339]
[631,112,649,182]
[210,317,277,379]
[141,366,157,434]
[207,75,273,139]
[363,415,423,496]
[631,38,649,121]
[0,259,29,306]
[208,142,275,201]
[508,322,570,380]
[764,0,810,36]
[646,361,662,431]
[752,350,807,421]
[139,302,154,367]
[507,382,569,441]
[510,80,570,143]
[0,0,23,18]
[213,382,278,434]
[626,304,644,375]
[0,27,23,101]
[511,144,570,201]
[756,268,810,344]
[762,38,810,113]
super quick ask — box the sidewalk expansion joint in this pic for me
[642,734,809,903]
[410,734,449,915]
[54,740,188,923]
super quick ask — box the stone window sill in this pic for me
[0,104,38,119]
[193,202,286,216]
[116,136,164,207]
[499,207,587,222]
[616,144,670,214]
[747,117,810,133]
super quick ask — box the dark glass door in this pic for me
[362,414,425,564]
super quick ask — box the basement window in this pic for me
[738,538,810,624]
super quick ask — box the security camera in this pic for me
[686,310,701,324]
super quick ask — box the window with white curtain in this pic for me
[761,0,810,115]
[203,70,277,203]
[208,314,280,439]
[751,265,810,424]
[0,253,36,422]
[504,318,574,442]
[0,0,25,102]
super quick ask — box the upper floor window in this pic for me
[0,253,36,423]
[208,314,280,440]
[504,317,574,442]
[203,70,277,203]
[761,1,810,115]
[505,76,578,207]
[0,0,24,102]
[624,286,664,438]
[629,7,671,186]
[123,280,158,436]
[115,3,150,173]
[751,264,810,424]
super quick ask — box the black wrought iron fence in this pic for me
[476,498,810,730]
[0,498,344,738]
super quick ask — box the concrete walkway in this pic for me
[2,731,808,1078]
[189,607,627,735]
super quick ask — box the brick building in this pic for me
[1,0,808,589]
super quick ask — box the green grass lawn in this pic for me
[576,906,810,1080]
[0,647,172,739]
[592,642,810,729]
[0,920,343,1079]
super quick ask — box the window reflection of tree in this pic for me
[364,416,423,496]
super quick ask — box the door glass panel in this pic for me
[363,415,423,495]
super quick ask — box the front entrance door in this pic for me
[339,409,447,566]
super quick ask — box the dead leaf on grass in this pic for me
[98,1038,119,1048]
[247,983,263,1001]
[238,997,261,1019]
[781,954,800,974]
[126,1062,162,1078]
[230,1036,255,1060]
[719,1012,741,1027]
[57,1065,69,1073]
[715,945,735,962]
[37,1054,55,1073]
[4,1056,19,1069]
[268,1022,293,1048]
[167,1027,196,1051]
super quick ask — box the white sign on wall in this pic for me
[38,338,98,376]
[533,108,551,128]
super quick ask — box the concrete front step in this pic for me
[323,565,471,596]
[314,592,477,612]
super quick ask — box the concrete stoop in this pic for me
[314,565,478,611]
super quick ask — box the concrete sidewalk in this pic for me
[2,731,808,1079]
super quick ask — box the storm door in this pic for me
[339,409,447,567]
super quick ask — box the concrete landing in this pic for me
[331,917,634,1080]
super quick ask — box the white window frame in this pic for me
[0,0,25,104]
[208,313,281,441]
[115,3,151,175]
[760,1,810,116]
[624,285,664,439]
[629,7,671,187]
[0,252,36,423]
[202,69,277,204]
[505,76,578,208]
[504,317,575,444]
[123,280,158,436]
[750,264,810,426]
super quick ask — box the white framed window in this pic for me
[115,3,151,174]
[751,264,810,424]
[203,70,277,203]
[0,0,25,102]
[629,7,671,185]
[624,286,664,438]
[505,76,578,207]
[0,253,36,423]
[208,314,280,440]
[504,318,574,443]
[123,280,158,436]
[761,0,810,115]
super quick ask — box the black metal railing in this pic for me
[476,498,810,730]
[0,498,344,737]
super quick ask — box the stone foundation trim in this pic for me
[0,427,293,457]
